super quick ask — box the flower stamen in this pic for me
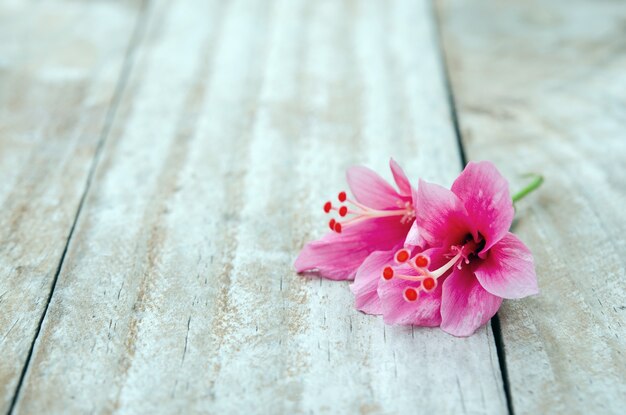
[333,222,342,233]
[403,287,419,302]
[381,236,487,302]
[414,254,429,268]
[394,249,410,264]
[322,190,414,233]
[422,277,436,292]
[382,266,394,280]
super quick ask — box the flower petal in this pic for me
[440,266,502,337]
[351,249,398,315]
[294,216,411,280]
[389,158,412,196]
[416,179,472,247]
[474,232,539,299]
[404,221,424,249]
[404,186,425,249]
[378,276,442,326]
[346,165,404,210]
[377,248,447,326]
[451,161,514,252]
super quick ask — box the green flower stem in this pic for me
[512,174,544,203]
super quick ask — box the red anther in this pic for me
[395,249,410,263]
[333,222,342,233]
[323,201,332,213]
[329,218,336,230]
[415,255,429,268]
[422,277,436,292]
[382,266,394,280]
[338,191,347,202]
[403,287,418,302]
[339,206,348,217]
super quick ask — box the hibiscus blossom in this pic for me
[379,161,539,336]
[294,159,416,281]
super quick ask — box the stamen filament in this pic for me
[360,208,410,218]
[429,253,462,279]
[344,198,410,218]
[323,191,414,233]
[383,236,486,302]
[393,252,461,283]
[394,273,425,282]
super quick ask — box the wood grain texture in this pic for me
[14,0,508,413]
[437,0,626,413]
[0,1,140,411]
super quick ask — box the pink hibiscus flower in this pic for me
[379,161,539,336]
[294,159,416,281]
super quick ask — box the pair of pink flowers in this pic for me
[295,160,539,336]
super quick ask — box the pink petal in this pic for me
[474,232,539,299]
[294,216,411,281]
[377,248,447,326]
[404,221,424,249]
[346,166,404,210]
[389,158,412,196]
[378,277,442,326]
[404,186,425,249]
[451,161,514,252]
[416,179,472,247]
[350,249,398,315]
[440,266,502,337]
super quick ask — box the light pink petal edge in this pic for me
[389,158,412,196]
[404,221,424,249]
[351,249,398,315]
[475,232,539,299]
[346,165,403,210]
[440,266,502,337]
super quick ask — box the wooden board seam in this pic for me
[7,1,151,412]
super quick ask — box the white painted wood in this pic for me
[15,0,507,413]
[437,0,626,413]
[0,1,139,411]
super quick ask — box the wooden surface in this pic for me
[9,0,508,414]
[0,1,140,412]
[0,0,623,414]
[437,0,626,414]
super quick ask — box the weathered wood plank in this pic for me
[16,0,507,413]
[437,0,626,413]
[0,1,141,411]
